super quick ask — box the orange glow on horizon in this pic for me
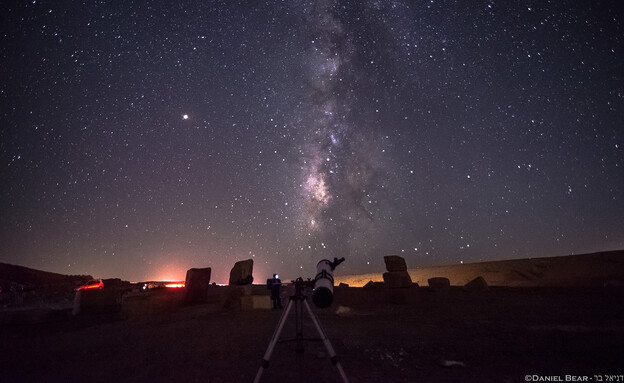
[165,283,185,288]
[151,261,188,283]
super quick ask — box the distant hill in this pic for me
[0,262,92,290]
[336,250,624,287]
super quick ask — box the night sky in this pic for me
[2,0,623,283]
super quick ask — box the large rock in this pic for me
[428,277,450,292]
[383,271,413,288]
[464,276,489,292]
[228,259,254,286]
[384,255,408,272]
[185,267,212,302]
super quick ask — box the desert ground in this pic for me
[1,251,624,383]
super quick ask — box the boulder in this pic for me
[464,276,489,292]
[383,271,413,288]
[384,255,408,272]
[184,267,212,302]
[428,277,450,292]
[228,259,254,286]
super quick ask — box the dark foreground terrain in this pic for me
[2,285,623,383]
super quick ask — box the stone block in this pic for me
[185,267,211,302]
[383,271,413,288]
[384,255,408,272]
[228,259,254,286]
[240,295,271,311]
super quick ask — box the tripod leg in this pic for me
[303,300,350,383]
[254,299,294,383]
[295,298,304,353]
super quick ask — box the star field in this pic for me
[2,0,623,283]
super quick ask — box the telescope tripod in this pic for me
[253,279,349,383]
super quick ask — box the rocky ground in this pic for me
[2,284,623,383]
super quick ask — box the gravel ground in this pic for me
[1,286,623,383]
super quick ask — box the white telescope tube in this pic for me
[312,259,335,308]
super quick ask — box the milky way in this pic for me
[2,1,623,282]
[296,1,387,263]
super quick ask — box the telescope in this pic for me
[254,257,349,383]
[312,257,345,308]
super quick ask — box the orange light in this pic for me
[165,283,185,288]
[78,280,104,290]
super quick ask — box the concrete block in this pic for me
[240,295,271,311]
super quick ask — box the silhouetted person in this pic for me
[269,274,282,309]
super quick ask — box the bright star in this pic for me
[182,114,189,120]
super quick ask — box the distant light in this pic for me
[77,279,104,291]
[165,283,185,288]
[182,114,189,120]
